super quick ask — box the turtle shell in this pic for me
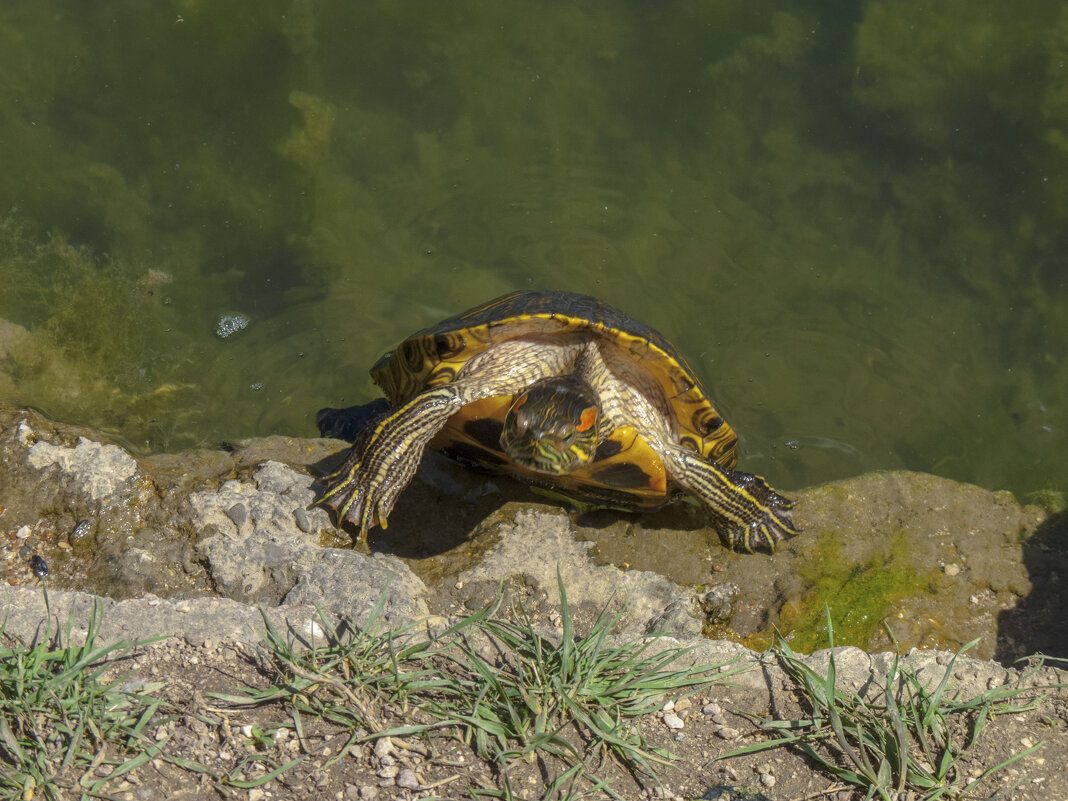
[370,290,738,509]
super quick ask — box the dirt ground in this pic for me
[62,632,1064,801]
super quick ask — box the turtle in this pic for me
[316,290,798,552]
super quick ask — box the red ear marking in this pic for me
[513,392,528,410]
[577,407,598,432]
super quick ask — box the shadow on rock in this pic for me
[996,510,1068,663]
[311,402,711,562]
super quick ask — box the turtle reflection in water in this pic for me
[316,290,798,552]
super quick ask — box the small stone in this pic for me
[943,563,960,577]
[248,790,265,801]
[226,503,248,527]
[358,786,378,800]
[377,765,399,779]
[663,713,684,730]
[293,506,311,532]
[373,737,393,759]
[702,702,721,716]
[715,726,740,740]
[711,713,727,726]
[673,697,692,713]
[662,700,675,713]
[396,769,420,790]
[760,773,776,789]
[70,519,94,545]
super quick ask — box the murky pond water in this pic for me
[1,0,1065,507]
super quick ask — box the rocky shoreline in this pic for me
[3,401,1065,661]
[2,401,1067,798]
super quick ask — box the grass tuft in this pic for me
[223,572,743,799]
[720,608,1053,800]
[0,589,167,801]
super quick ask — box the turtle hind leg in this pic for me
[668,450,799,553]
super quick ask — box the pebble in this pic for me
[714,726,740,740]
[70,519,94,545]
[377,765,399,779]
[226,503,248,527]
[673,697,691,713]
[663,712,684,730]
[30,554,48,577]
[943,563,960,577]
[702,702,721,716]
[760,773,776,789]
[373,737,393,759]
[248,790,265,801]
[396,769,420,790]
[293,506,311,532]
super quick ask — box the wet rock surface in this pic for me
[2,401,1066,664]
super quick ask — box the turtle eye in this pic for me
[515,411,530,432]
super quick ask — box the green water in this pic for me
[1,0,1065,501]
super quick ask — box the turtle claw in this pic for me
[718,500,798,553]
[313,459,385,544]
[315,440,415,543]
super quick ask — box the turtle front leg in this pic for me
[317,387,462,542]
[667,448,799,553]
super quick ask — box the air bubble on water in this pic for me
[250,382,263,391]
[216,313,250,338]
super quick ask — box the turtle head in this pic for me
[500,376,601,475]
